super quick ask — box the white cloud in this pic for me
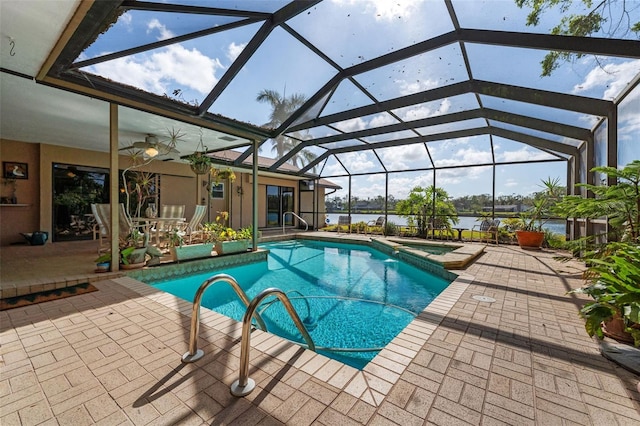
[227,42,246,62]
[367,0,421,22]
[147,18,174,41]
[333,117,367,132]
[498,147,553,162]
[90,44,222,95]
[573,60,640,100]
[369,113,396,128]
[400,98,452,121]
[379,144,428,170]
[121,12,133,30]
[338,152,380,173]
[396,77,440,96]
[436,166,486,186]
[434,146,493,167]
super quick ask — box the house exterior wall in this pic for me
[1,139,328,245]
[1,139,199,246]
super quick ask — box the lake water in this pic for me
[325,213,567,235]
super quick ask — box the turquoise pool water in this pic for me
[148,239,451,369]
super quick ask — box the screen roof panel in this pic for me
[208,27,338,126]
[80,11,247,59]
[454,0,640,41]
[428,135,493,168]
[493,137,561,163]
[352,44,469,102]
[391,94,481,120]
[141,0,290,13]
[467,43,640,99]
[375,144,432,172]
[287,0,455,68]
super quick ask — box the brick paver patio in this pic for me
[1,240,639,425]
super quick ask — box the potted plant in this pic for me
[563,161,640,345]
[168,228,214,262]
[94,229,162,270]
[571,242,640,345]
[514,177,563,249]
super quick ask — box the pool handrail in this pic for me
[181,273,267,363]
[231,287,316,397]
[282,211,308,234]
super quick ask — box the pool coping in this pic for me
[374,237,485,270]
[115,265,474,408]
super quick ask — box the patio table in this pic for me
[453,227,466,241]
[132,217,186,245]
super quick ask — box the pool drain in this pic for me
[472,295,496,303]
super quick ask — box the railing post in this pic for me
[231,287,315,397]
[181,274,267,363]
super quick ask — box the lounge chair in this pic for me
[174,204,207,243]
[91,203,142,253]
[366,216,385,235]
[152,204,186,246]
[337,215,351,234]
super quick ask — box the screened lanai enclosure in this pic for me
[27,0,640,240]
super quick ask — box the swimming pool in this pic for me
[147,239,451,369]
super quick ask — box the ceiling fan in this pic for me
[119,134,180,158]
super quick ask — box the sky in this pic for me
[80,0,639,201]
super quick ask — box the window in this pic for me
[210,183,224,199]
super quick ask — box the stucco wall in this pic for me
[0,140,40,246]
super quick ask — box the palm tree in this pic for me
[270,136,318,172]
[256,89,307,158]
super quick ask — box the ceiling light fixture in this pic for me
[145,146,159,157]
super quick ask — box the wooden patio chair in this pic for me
[471,219,500,244]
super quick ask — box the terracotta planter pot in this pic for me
[120,262,145,270]
[602,315,635,344]
[515,230,544,249]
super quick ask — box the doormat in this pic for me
[0,283,98,311]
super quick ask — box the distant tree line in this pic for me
[325,186,566,216]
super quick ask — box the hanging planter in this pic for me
[186,132,212,175]
[188,152,211,175]
[211,167,236,185]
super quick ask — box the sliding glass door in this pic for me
[266,185,294,227]
[52,163,109,242]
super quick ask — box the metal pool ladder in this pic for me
[231,287,316,397]
[181,274,267,363]
[283,211,308,234]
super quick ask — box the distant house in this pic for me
[482,204,521,212]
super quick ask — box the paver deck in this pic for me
[1,236,639,425]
